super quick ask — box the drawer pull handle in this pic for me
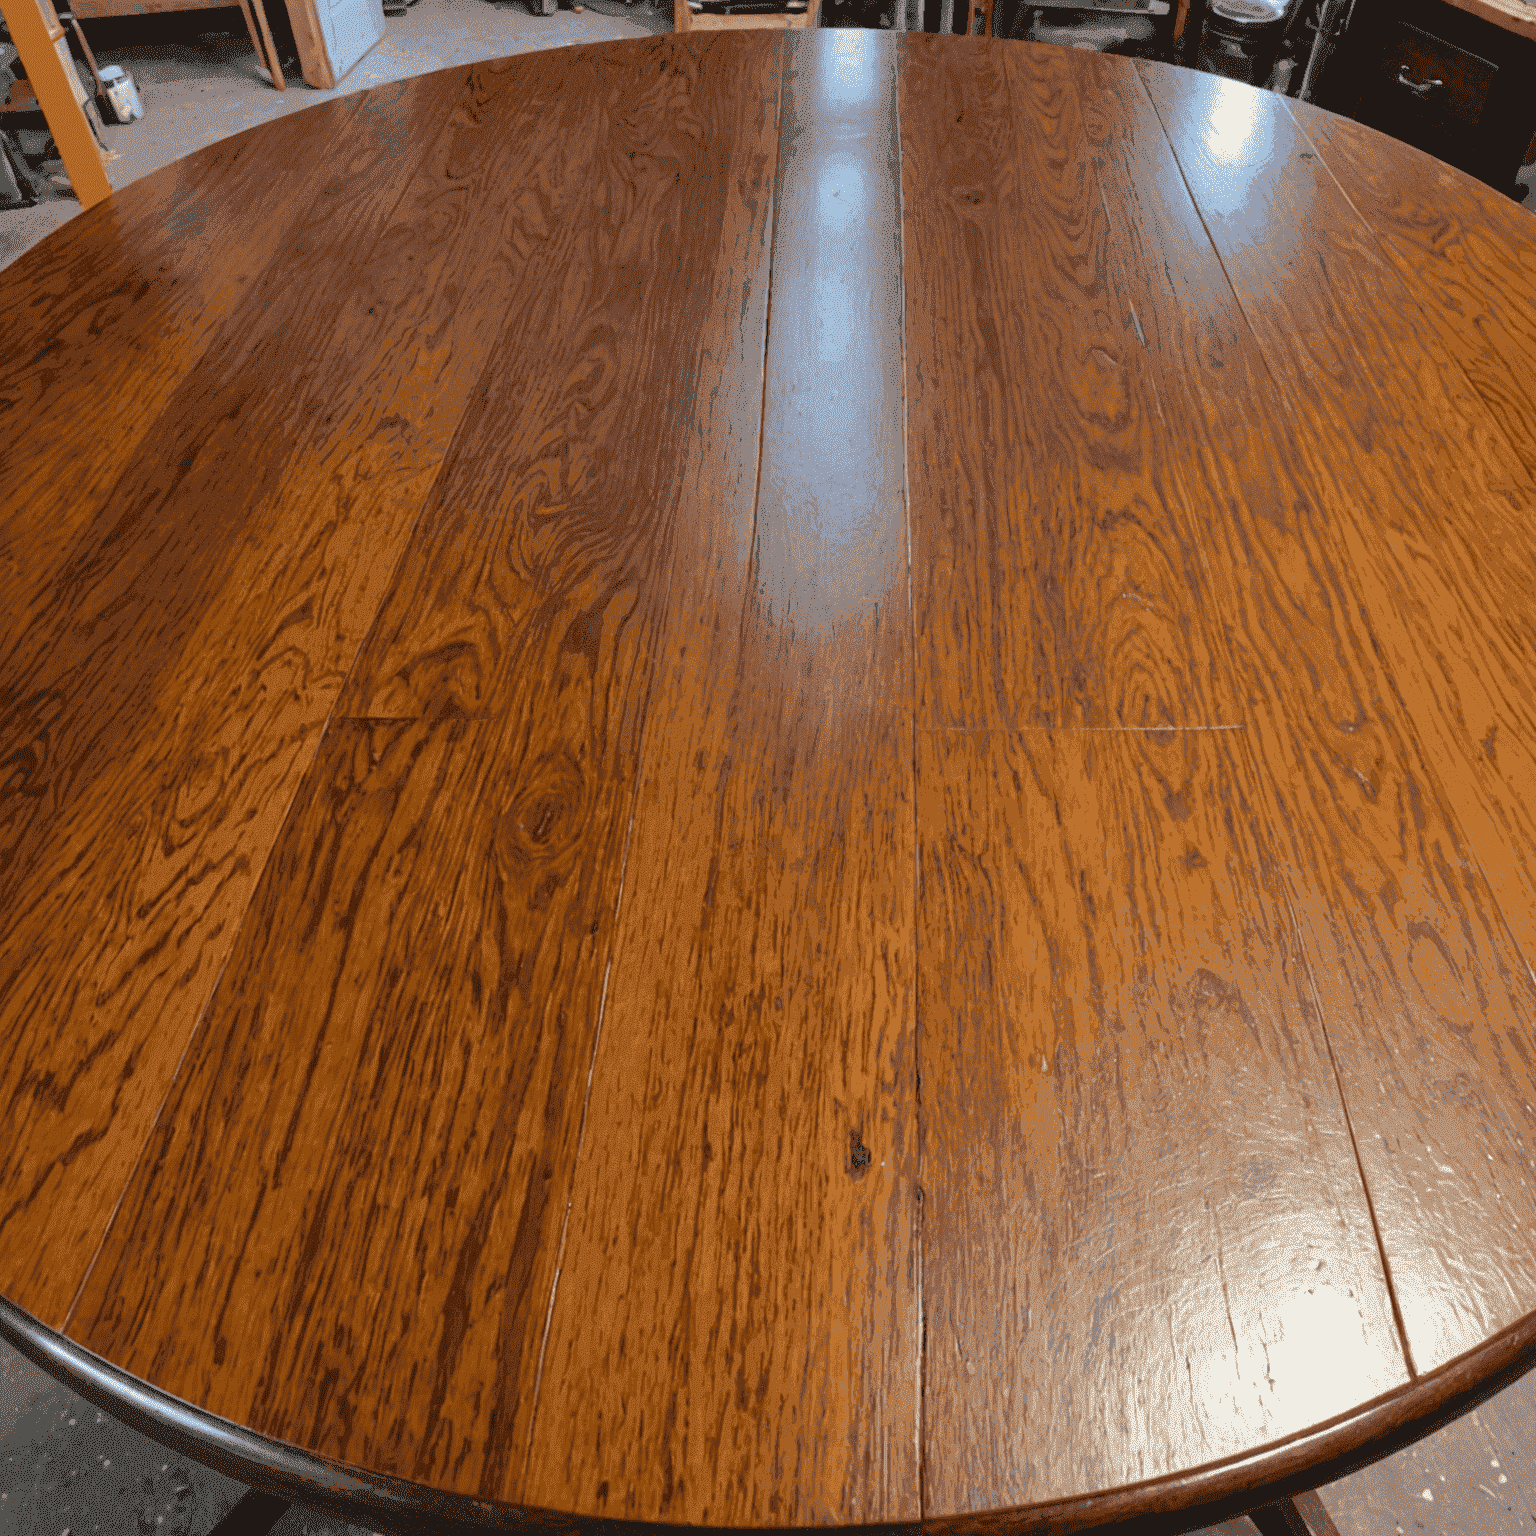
[1396,63,1446,98]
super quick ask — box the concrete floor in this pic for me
[4,4,1536,1533]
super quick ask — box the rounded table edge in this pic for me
[6,1289,1536,1534]
[929,1314,1536,1535]
[0,1289,916,1536]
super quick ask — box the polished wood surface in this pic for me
[3,30,1536,1532]
[521,34,918,1524]
[1143,59,1536,1377]
[901,40,1404,1514]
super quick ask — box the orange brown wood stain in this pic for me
[3,28,1536,1531]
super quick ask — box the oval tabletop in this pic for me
[4,27,1536,1535]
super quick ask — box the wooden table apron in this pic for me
[3,27,1536,1536]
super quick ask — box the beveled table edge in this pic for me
[4,1290,1535,1533]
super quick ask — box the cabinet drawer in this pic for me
[1377,22,1497,130]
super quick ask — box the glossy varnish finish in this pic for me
[900,35,1404,1516]
[522,32,919,1526]
[1283,103,1536,484]
[1,68,467,1324]
[3,29,1536,1533]
[1140,59,1536,1377]
[65,30,792,1506]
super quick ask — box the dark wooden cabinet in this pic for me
[1318,0,1536,197]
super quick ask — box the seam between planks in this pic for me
[1274,95,1536,1011]
[56,79,474,1346]
[517,29,794,1487]
[746,35,789,649]
[1128,57,1420,1383]
[1280,875,1419,1377]
[891,32,926,1527]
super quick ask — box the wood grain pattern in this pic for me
[0,67,471,1328]
[67,34,792,1509]
[0,93,369,648]
[1140,60,1536,1378]
[1283,98,1536,484]
[902,38,1228,736]
[1142,62,1536,1382]
[522,31,918,1526]
[899,35,1403,1516]
[1138,66,1536,932]
[1271,102,1536,979]
[0,49,608,1329]
[5,33,1536,1532]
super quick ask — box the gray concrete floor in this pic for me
[3,1329,1535,1535]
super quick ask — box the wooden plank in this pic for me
[520,31,919,1526]
[899,37,1403,1516]
[67,34,790,1508]
[901,39,1230,736]
[329,38,778,726]
[0,91,370,655]
[915,725,1402,1511]
[68,0,241,15]
[1136,61,1536,1373]
[1284,98,1536,486]
[1269,111,1536,926]
[0,52,598,1330]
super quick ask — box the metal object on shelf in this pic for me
[96,61,139,120]
[1196,0,1290,83]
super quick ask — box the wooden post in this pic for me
[0,0,111,207]
[60,11,106,97]
[245,0,285,89]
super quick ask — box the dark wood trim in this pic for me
[4,1289,1535,1533]
[930,1312,1536,1536]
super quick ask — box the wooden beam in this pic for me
[0,0,110,207]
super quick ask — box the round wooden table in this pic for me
[4,28,1536,1536]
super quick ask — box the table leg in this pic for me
[1249,1491,1343,1536]
[233,0,275,79]
[204,1489,291,1536]
[244,0,287,91]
